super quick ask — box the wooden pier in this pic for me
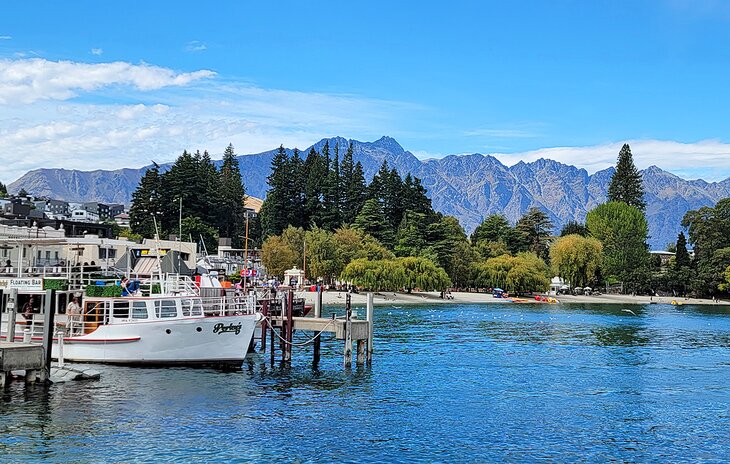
[260,290,374,368]
[0,342,45,387]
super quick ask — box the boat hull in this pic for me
[52,315,257,366]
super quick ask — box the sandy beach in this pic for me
[295,290,727,307]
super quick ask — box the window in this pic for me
[155,300,178,318]
[191,299,203,316]
[181,299,192,317]
[132,301,148,319]
[113,301,130,319]
[37,250,42,260]
[100,248,117,259]
[45,251,51,260]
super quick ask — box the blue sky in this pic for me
[2,0,730,182]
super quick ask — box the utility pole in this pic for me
[243,213,249,293]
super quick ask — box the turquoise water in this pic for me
[2,303,730,463]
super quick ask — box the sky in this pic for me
[2,0,730,183]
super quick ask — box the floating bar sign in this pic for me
[0,278,44,291]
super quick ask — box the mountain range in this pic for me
[9,136,730,249]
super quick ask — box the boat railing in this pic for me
[199,295,255,316]
[161,274,200,296]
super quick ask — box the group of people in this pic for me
[18,295,82,333]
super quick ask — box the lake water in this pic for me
[2,303,730,463]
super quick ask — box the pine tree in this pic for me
[515,207,554,261]
[199,150,220,226]
[353,198,394,248]
[303,147,327,226]
[343,160,367,224]
[675,232,691,268]
[159,150,204,232]
[260,145,292,238]
[608,143,646,211]
[0,182,7,197]
[218,144,246,246]
[288,148,306,228]
[129,163,163,238]
[321,143,342,230]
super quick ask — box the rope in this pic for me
[260,315,339,347]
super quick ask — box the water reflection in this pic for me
[1,303,729,462]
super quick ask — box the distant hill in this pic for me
[9,136,730,249]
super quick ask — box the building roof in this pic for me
[243,196,263,213]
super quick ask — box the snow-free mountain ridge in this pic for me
[9,136,730,249]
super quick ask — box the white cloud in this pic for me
[0,35,11,40]
[0,58,215,104]
[185,41,207,52]
[90,48,103,55]
[0,72,417,182]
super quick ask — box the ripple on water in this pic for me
[1,303,730,462]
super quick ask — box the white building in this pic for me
[70,209,100,222]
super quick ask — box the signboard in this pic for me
[240,269,258,277]
[0,277,44,291]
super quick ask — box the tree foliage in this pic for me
[514,207,553,260]
[607,143,646,211]
[586,201,649,292]
[560,220,588,237]
[340,257,450,292]
[473,253,550,294]
[549,234,603,288]
[218,144,246,246]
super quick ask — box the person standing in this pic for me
[22,297,35,327]
[66,296,81,333]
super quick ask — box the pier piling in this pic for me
[6,288,18,342]
[41,289,56,382]
[344,294,352,368]
[313,289,322,367]
[366,292,374,365]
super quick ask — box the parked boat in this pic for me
[3,275,261,367]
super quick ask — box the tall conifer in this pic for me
[608,143,646,211]
[218,144,246,246]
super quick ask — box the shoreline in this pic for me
[295,290,728,307]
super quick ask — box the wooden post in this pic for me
[269,311,275,365]
[356,340,365,365]
[260,300,268,352]
[6,288,18,343]
[344,294,352,368]
[366,292,374,365]
[42,289,56,381]
[284,289,293,363]
[313,288,322,368]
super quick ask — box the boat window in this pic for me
[181,299,192,317]
[155,300,178,318]
[191,299,203,316]
[132,301,148,319]
[113,301,130,319]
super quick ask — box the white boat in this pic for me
[3,276,261,368]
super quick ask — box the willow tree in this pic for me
[340,258,406,292]
[473,253,550,293]
[398,257,451,292]
[549,234,603,288]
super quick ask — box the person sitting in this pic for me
[121,277,131,297]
